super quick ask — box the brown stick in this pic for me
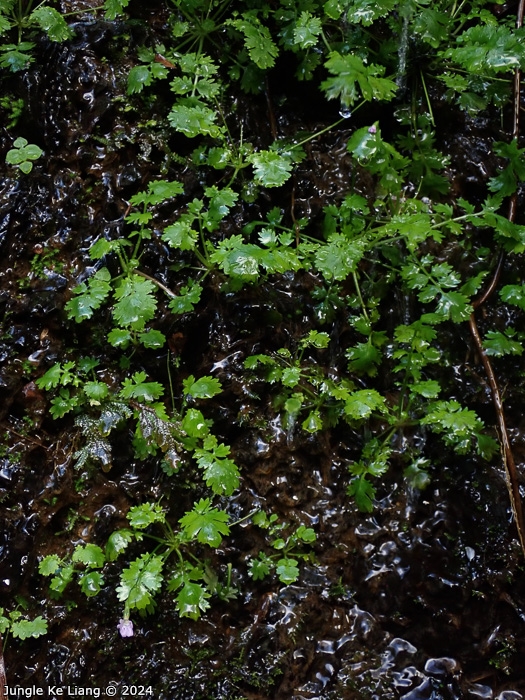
[466,0,525,556]
[469,315,525,555]
[0,632,6,700]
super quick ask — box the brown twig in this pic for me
[264,75,278,141]
[467,0,525,556]
[469,315,525,555]
[134,269,177,298]
[0,424,49,449]
[0,632,6,700]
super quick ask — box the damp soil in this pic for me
[2,6,525,700]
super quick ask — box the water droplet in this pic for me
[339,107,352,119]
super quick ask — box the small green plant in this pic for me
[0,0,130,71]
[5,136,42,173]
[40,502,316,625]
[0,603,47,644]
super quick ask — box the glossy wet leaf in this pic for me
[10,617,47,640]
[444,25,525,74]
[106,530,135,561]
[281,367,301,388]
[293,11,322,48]
[483,329,523,357]
[227,15,278,69]
[39,555,61,576]
[120,372,164,402]
[50,389,79,418]
[127,65,152,94]
[343,0,397,25]
[344,389,385,420]
[31,7,73,42]
[302,410,323,433]
[249,150,293,187]
[113,275,157,330]
[139,329,166,349]
[72,544,105,569]
[176,581,211,620]
[168,104,222,138]
[117,554,164,610]
[0,43,35,72]
[276,558,299,584]
[179,499,230,547]
[79,572,104,597]
[127,503,165,529]
[500,284,525,310]
[322,51,397,106]
[182,408,209,438]
[347,476,375,512]
[183,375,222,399]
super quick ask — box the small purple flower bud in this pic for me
[368,125,377,134]
[118,619,134,638]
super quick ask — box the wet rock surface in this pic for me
[1,7,525,700]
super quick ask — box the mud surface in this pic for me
[1,6,525,700]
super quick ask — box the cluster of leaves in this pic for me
[0,0,130,72]
[35,357,240,495]
[0,603,47,642]
[7,0,525,637]
[40,501,316,619]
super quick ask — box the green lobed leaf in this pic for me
[168,103,223,138]
[127,502,166,529]
[10,617,48,640]
[179,499,230,547]
[293,11,322,48]
[195,449,240,496]
[120,372,164,402]
[347,476,375,512]
[183,375,222,399]
[106,529,135,561]
[72,544,105,569]
[104,0,130,20]
[39,555,61,576]
[276,558,299,585]
[249,151,293,187]
[31,7,73,42]
[83,381,109,404]
[344,389,385,420]
[176,581,211,620]
[322,51,397,107]
[500,284,525,310]
[127,65,151,94]
[248,553,272,581]
[168,280,202,314]
[315,235,365,281]
[227,15,278,69]
[113,275,157,331]
[116,554,164,610]
[483,329,523,357]
[79,571,104,597]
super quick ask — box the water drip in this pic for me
[396,12,410,94]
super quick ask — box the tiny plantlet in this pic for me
[5,137,42,173]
